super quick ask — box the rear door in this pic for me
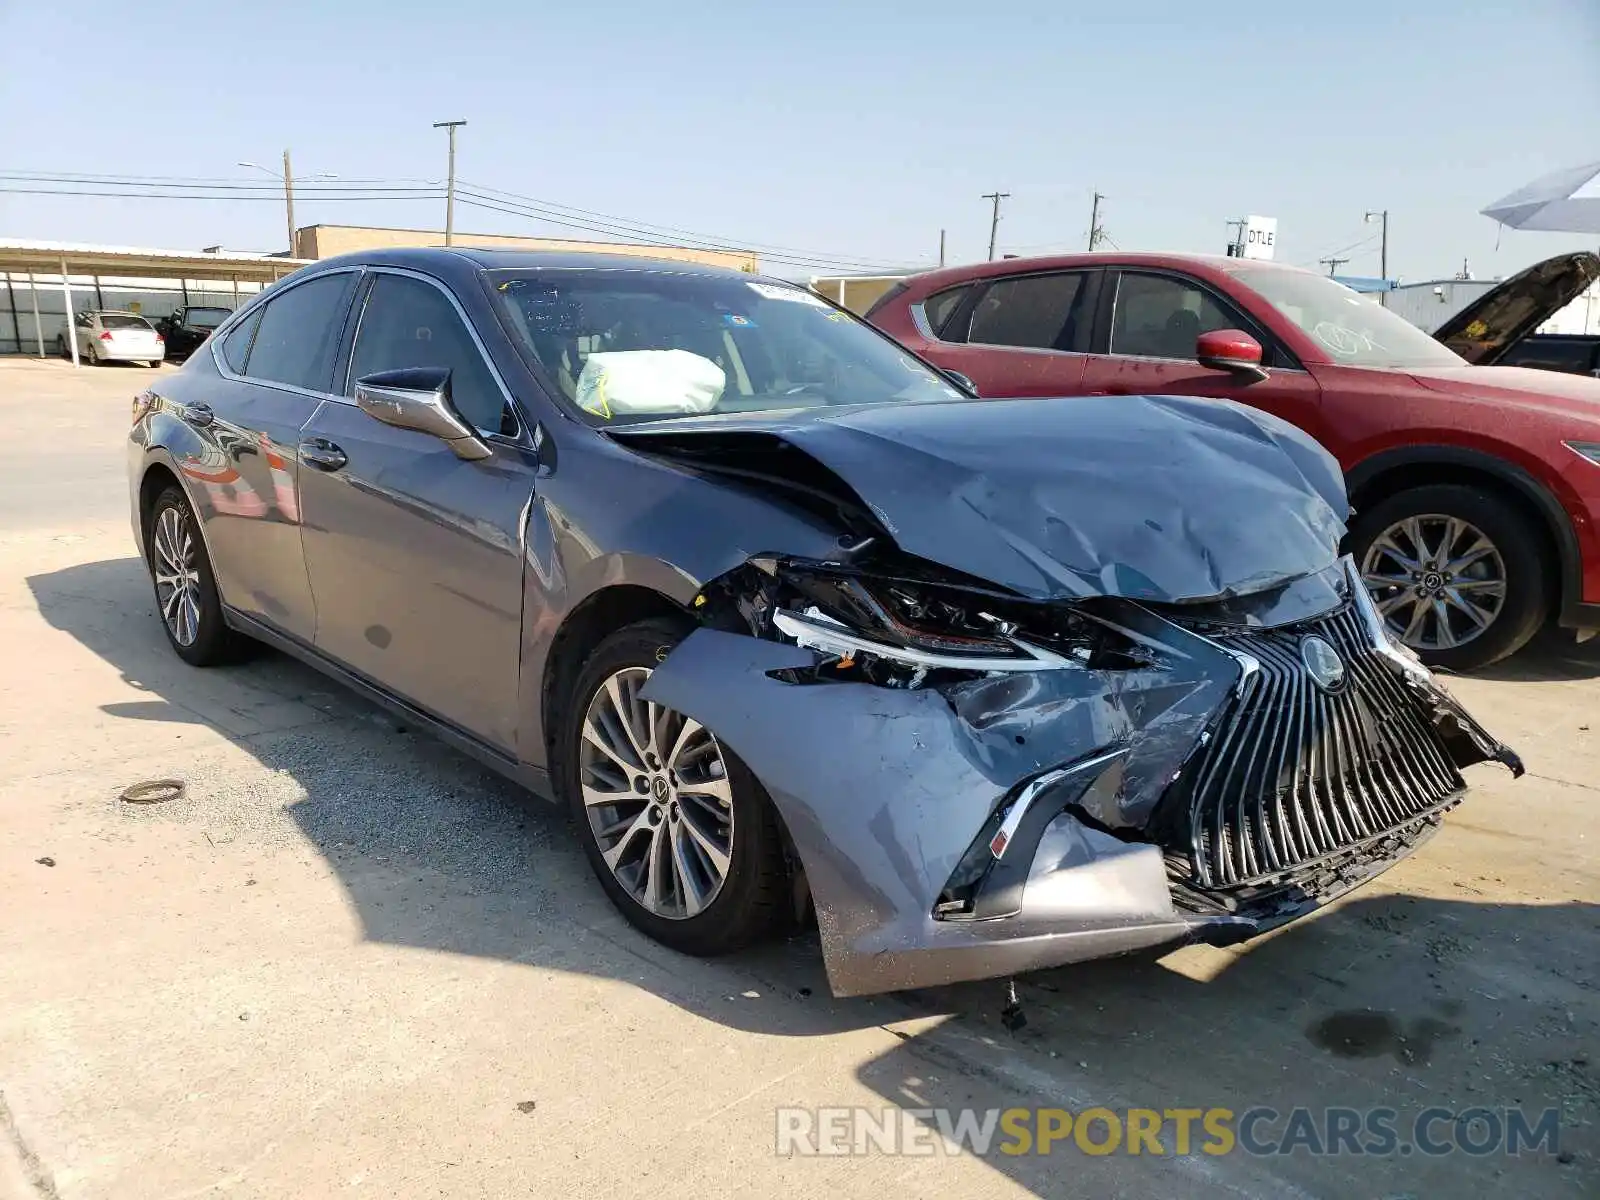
[1078,268,1323,435]
[918,270,1100,396]
[178,269,360,641]
[297,268,534,752]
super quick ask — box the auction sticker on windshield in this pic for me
[748,282,830,306]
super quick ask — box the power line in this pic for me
[452,194,906,274]
[0,186,441,202]
[456,178,907,270]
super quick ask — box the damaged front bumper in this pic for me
[641,558,1521,998]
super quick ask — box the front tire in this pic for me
[145,485,247,667]
[558,618,787,956]
[1350,483,1549,671]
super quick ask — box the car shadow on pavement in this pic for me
[1468,624,1600,682]
[27,555,1600,1198]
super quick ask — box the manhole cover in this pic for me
[120,779,186,805]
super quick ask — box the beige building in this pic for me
[294,224,758,273]
[809,274,910,315]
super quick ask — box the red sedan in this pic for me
[868,250,1600,670]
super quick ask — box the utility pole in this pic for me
[1320,255,1350,277]
[280,149,296,256]
[939,228,946,268]
[1225,217,1247,256]
[1365,208,1389,304]
[981,191,1009,261]
[1087,192,1105,250]
[433,119,468,245]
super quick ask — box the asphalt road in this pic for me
[2,359,1597,1198]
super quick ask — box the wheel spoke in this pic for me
[1400,517,1431,562]
[679,774,732,809]
[677,807,731,878]
[1437,517,1467,563]
[641,819,668,910]
[1443,588,1494,630]
[1402,597,1430,645]
[581,782,635,809]
[1446,543,1496,574]
[605,676,651,765]
[582,713,639,776]
[1369,534,1421,574]
[601,808,655,871]
[666,716,705,773]
[1362,571,1411,589]
[1452,578,1505,597]
[1430,597,1457,648]
[668,823,708,917]
[1376,591,1414,617]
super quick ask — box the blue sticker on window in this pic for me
[723,313,757,329]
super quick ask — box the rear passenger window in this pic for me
[220,308,262,374]
[922,285,972,338]
[242,272,356,392]
[348,274,512,435]
[967,273,1087,350]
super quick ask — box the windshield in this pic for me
[489,269,966,424]
[99,313,152,331]
[1232,268,1465,369]
[183,307,232,329]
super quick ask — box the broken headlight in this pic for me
[765,569,1141,687]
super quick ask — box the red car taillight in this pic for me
[155,333,165,343]
[99,331,113,341]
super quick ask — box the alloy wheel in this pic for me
[152,505,203,646]
[578,666,734,920]
[1360,514,1507,652]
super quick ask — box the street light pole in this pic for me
[238,155,335,256]
[433,120,467,246]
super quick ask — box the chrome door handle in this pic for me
[179,403,213,427]
[299,438,347,472]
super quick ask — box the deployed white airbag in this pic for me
[575,349,726,419]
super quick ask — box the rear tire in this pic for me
[1350,483,1549,671]
[557,618,788,956]
[144,485,249,667]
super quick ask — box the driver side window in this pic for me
[349,274,513,435]
[1110,273,1237,360]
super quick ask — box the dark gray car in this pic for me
[127,248,1522,997]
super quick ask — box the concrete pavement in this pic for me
[1,359,1596,1198]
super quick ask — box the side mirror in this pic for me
[354,367,491,461]
[1196,329,1269,382]
[942,369,978,396]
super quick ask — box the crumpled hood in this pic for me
[610,394,1349,603]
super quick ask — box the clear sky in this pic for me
[2,0,1596,281]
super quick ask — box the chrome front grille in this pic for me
[1174,606,1465,890]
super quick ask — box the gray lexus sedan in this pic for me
[127,248,1521,997]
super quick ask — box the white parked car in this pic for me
[59,311,165,367]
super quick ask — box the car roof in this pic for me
[313,244,764,282]
[898,251,1315,294]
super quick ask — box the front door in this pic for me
[173,270,358,640]
[1078,270,1323,435]
[297,270,534,752]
